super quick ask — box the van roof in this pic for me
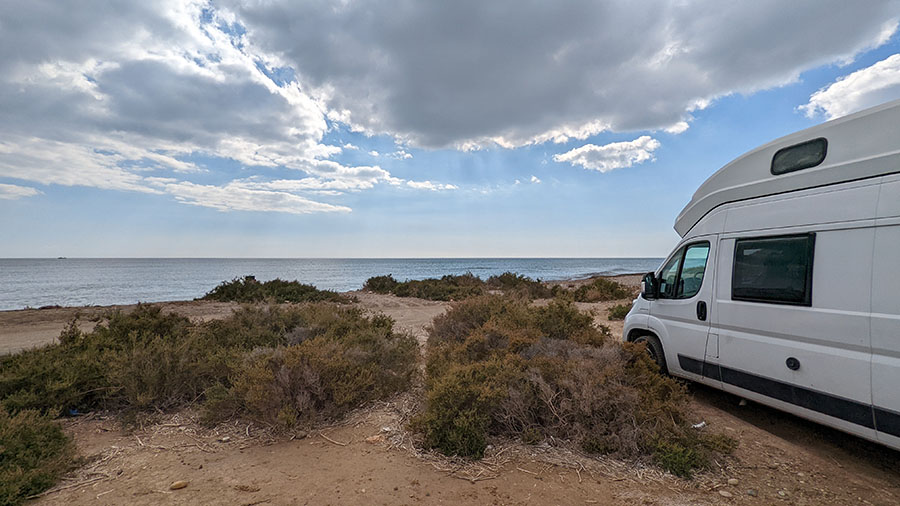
[675,98,900,237]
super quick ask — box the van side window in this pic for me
[771,137,827,175]
[732,233,815,306]
[658,241,710,299]
[658,248,684,298]
[679,243,710,298]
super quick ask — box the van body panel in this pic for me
[675,98,900,237]
[722,181,880,235]
[872,220,900,442]
[876,175,900,219]
[714,223,874,426]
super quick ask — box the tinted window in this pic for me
[732,234,815,305]
[658,249,683,298]
[771,138,827,175]
[679,243,710,298]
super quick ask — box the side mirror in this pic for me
[641,272,659,300]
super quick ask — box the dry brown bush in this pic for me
[415,295,733,477]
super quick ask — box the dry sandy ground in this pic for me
[5,275,900,505]
[0,301,241,355]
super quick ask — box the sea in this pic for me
[0,258,663,311]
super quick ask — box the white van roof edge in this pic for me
[675,98,900,237]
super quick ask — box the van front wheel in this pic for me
[634,334,667,374]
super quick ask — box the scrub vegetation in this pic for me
[568,277,634,302]
[200,276,353,304]
[0,304,415,421]
[0,302,416,503]
[363,272,560,301]
[607,302,633,320]
[413,295,733,476]
[0,408,76,506]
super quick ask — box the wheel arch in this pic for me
[626,327,658,343]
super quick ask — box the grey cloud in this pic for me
[228,0,898,147]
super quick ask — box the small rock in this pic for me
[218,436,231,443]
[718,490,733,498]
[738,399,748,406]
[797,472,805,478]
[170,481,189,490]
[727,478,739,485]
[778,490,788,497]
[365,434,385,443]
[746,489,758,497]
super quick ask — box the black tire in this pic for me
[634,334,668,374]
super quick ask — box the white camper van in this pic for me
[623,98,900,450]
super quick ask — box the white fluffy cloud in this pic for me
[801,53,900,119]
[0,0,453,214]
[554,136,661,172]
[227,0,898,148]
[0,183,42,200]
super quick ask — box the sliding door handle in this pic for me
[696,301,707,321]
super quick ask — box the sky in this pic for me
[1,1,900,258]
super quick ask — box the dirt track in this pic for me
[5,277,900,505]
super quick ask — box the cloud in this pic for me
[553,136,661,172]
[228,0,898,148]
[0,0,896,214]
[800,52,900,119]
[405,181,458,191]
[0,183,42,200]
[0,1,457,215]
[530,175,541,184]
[158,180,352,214]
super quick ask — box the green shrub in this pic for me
[0,302,418,498]
[363,272,559,301]
[416,295,733,476]
[485,272,555,299]
[607,303,632,321]
[0,407,76,505]
[0,305,199,416]
[571,278,633,302]
[201,276,352,304]
[0,304,408,420]
[393,273,485,301]
[205,311,417,429]
[363,275,399,293]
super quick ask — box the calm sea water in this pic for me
[0,258,663,311]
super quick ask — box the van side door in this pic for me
[716,229,876,439]
[648,237,717,382]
